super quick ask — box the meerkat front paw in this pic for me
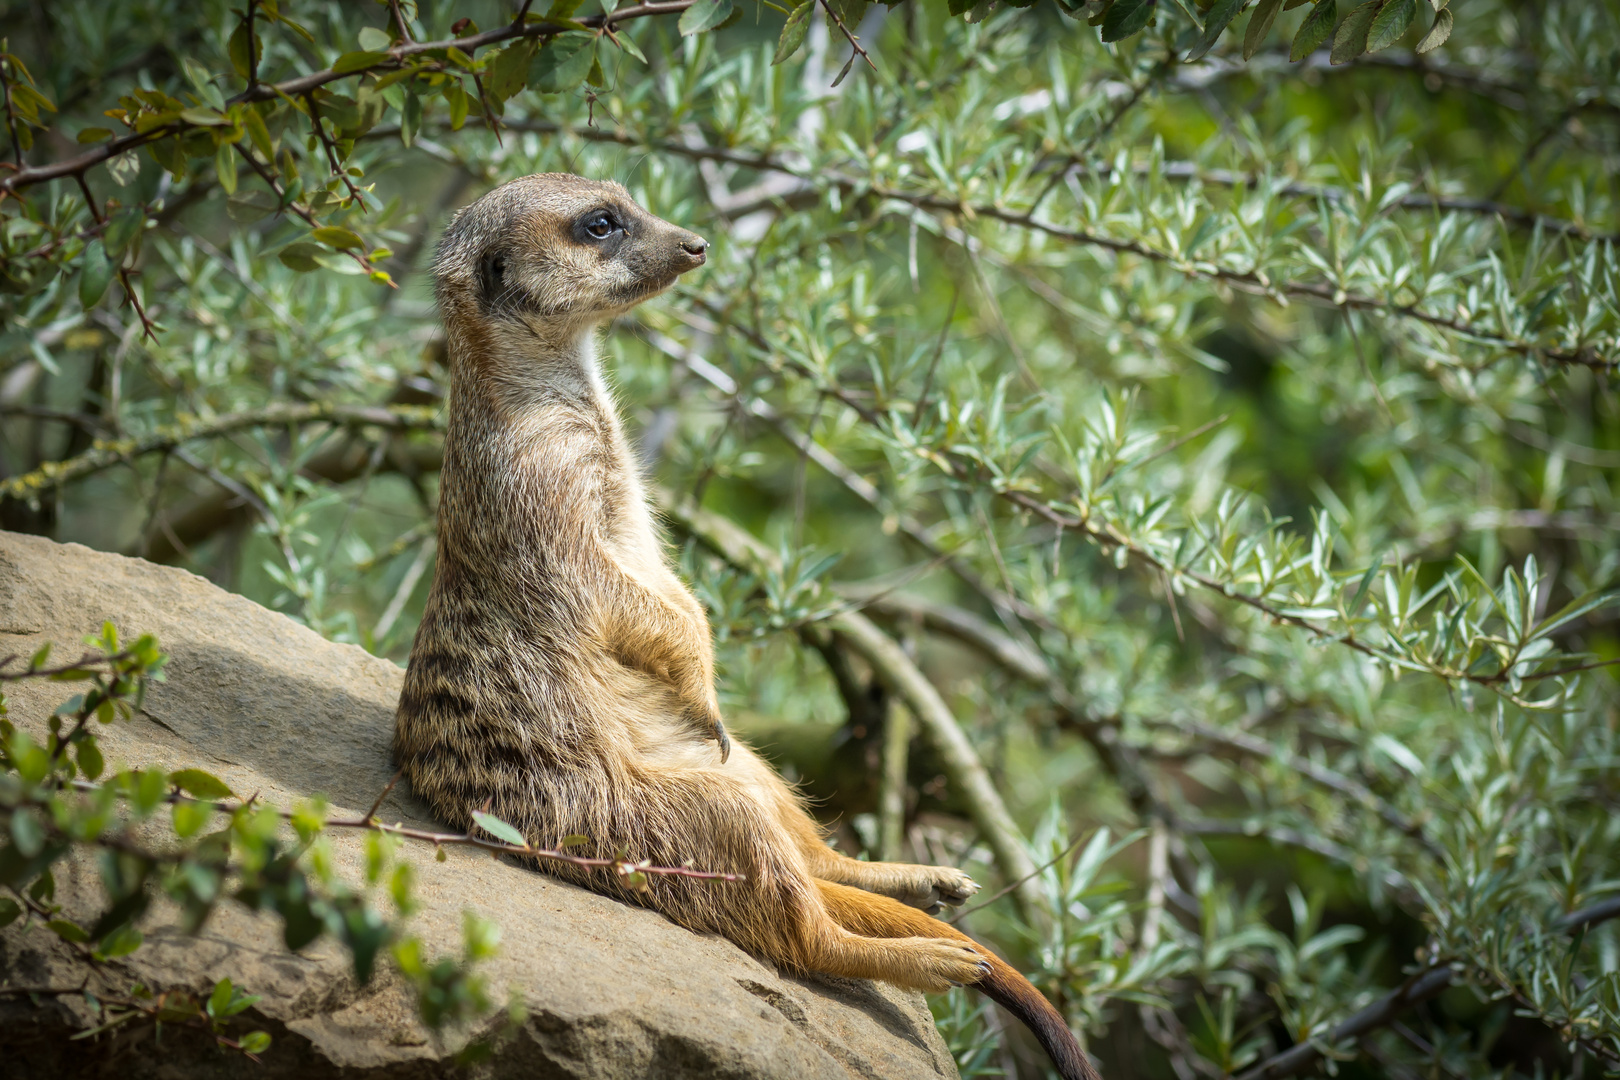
[682,697,730,763]
[897,867,980,914]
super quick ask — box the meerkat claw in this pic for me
[714,721,731,763]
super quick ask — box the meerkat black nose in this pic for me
[680,235,708,265]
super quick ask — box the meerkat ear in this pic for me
[476,249,507,311]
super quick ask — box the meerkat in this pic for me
[394,173,1099,1080]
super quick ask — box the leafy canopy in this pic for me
[0,0,1617,1076]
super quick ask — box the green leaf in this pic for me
[10,808,44,858]
[470,810,527,847]
[239,1031,272,1055]
[76,737,104,781]
[208,977,234,1018]
[331,50,389,75]
[1366,0,1414,51]
[1290,0,1336,59]
[278,242,325,271]
[228,21,262,80]
[8,730,49,785]
[399,91,422,148]
[282,897,324,951]
[1331,0,1380,64]
[103,207,146,260]
[48,918,90,944]
[530,33,595,94]
[172,799,212,838]
[29,643,51,670]
[679,0,734,35]
[358,26,394,51]
[1414,6,1451,51]
[488,42,536,101]
[312,226,365,251]
[94,922,143,959]
[1185,0,1248,61]
[169,768,235,800]
[78,239,114,310]
[0,898,21,928]
[227,190,280,223]
[243,106,275,160]
[77,127,113,144]
[1244,0,1286,57]
[215,144,237,195]
[178,107,230,126]
[774,2,815,64]
[1101,0,1156,42]
[560,834,590,848]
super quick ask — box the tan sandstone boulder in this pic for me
[0,530,959,1080]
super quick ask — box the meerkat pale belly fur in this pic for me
[394,173,1098,1080]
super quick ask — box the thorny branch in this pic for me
[54,779,745,883]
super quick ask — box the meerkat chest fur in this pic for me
[443,326,663,602]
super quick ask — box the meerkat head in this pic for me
[433,173,707,343]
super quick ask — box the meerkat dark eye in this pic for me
[477,250,507,307]
[582,212,618,240]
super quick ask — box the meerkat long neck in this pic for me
[436,320,657,579]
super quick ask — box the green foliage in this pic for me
[0,629,509,1053]
[1,0,1617,1076]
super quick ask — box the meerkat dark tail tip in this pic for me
[814,881,1101,1080]
[974,953,1102,1080]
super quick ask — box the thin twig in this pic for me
[363,769,403,823]
[946,831,1091,924]
[59,779,745,882]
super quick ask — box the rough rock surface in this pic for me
[0,531,959,1080]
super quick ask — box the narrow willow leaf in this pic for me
[470,810,527,847]
[243,106,274,159]
[774,2,814,64]
[214,144,237,195]
[331,50,388,75]
[1245,0,1286,57]
[103,207,144,259]
[399,91,421,147]
[1331,0,1380,64]
[312,226,364,250]
[77,240,113,310]
[679,0,734,35]
[1415,6,1451,51]
[168,768,235,800]
[1186,0,1248,61]
[1101,0,1157,42]
[1366,0,1414,51]
[1289,0,1336,59]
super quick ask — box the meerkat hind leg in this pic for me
[766,776,980,913]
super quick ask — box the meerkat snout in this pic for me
[433,173,709,328]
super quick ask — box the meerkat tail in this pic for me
[815,881,1101,1080]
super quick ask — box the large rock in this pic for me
[0,531,959,1080]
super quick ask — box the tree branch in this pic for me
[0,402,443,504]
